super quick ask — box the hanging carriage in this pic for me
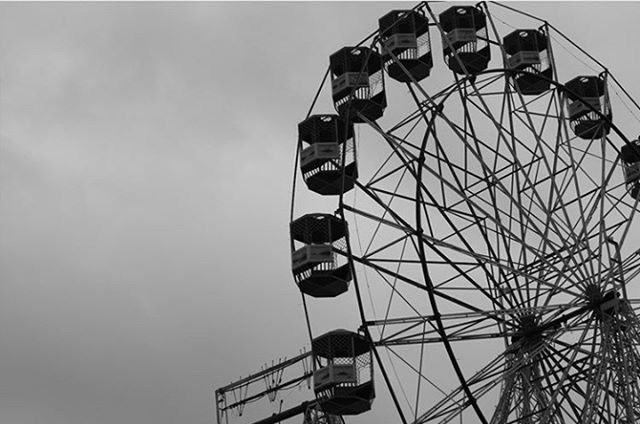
[298,115,356,196]
[620,138,640,199]
[378,9,433,83]
[503,28,552,95]
[439,5,490,75]
[565,74,612,139]
[330,46,386,123]
[290,214,351,298]
[312,330,374,416]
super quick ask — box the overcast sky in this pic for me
[1,2,640,424]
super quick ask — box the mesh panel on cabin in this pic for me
[290,214,347,244]
[298,115,354,146]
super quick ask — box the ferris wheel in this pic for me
[288,2,640,424]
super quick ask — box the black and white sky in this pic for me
[1,2,640,424]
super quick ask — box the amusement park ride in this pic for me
[216,2,640,424]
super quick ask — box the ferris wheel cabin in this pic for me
[378,10,433,83]
[620,138,640,200]
[312,330,374,416]
[565,75,611,140]
[290,214,351,298]
[503,29,552,95]
[298,115,356,196]
[330,47,387,123]
[439,6,490,76]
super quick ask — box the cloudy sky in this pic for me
[1,2,640,424]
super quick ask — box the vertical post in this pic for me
[215,389,224,424]
[600,70,611,122]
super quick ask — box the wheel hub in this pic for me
[509,314,545,353]
[585,284,622,317]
